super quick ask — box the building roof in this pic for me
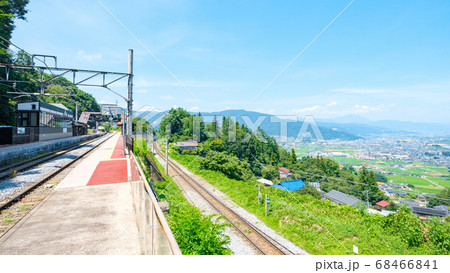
[17,101,73,117]
[272,179,305,191]
[176,140,199,147]
[50,103,70,111]
[257,178,273,186]
[400,200,419,207]
[325,190,364,207]
[376,200,390,208]
[278,167,291,173]
[410,206,449,217]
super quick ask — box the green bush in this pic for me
[298,186,321,199]
[199,150,252,181]
[182,149,198,155]
[168,205,231,255]
[137,150,231,255]
[426,217,450,254]
[262,165,279,181]
[383,207,425,247]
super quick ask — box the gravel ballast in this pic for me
[156,152,309,255]
[0,135,111,201]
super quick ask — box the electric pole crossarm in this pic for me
[75,72,103,85]
[0,63,130,76]
[103,74,128,87]
[43,70,71,83]
[0,63,131,90]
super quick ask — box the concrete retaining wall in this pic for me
[0,133,104,167]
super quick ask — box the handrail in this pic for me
[130,150,182,255]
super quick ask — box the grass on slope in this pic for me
[134,141,231,255]
[170,153,445,255]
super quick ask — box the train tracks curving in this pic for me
[154,144,293,255]
[0,133,114,212]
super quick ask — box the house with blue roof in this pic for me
[271,179,306,191]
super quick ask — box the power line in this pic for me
[203,150,450,202]
[0,35,57,75]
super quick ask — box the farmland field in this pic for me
[293,142,449,195]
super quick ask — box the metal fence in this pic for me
[129,150,181,255]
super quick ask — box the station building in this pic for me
[0,101,76,145]
[15,101,74,143]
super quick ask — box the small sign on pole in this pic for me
[353,245,358,255]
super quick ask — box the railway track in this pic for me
[154,144,293,255]
[0,134,107,180]
[0,133,114,211]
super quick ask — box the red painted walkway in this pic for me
[87,134,132,186]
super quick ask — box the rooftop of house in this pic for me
[399,200,419,207]
[176,140,199,147]
[257,178,273,186]
[325,190,365,207]
[278,167,291,173]
[272,179,305,191]
[410,205,449,217]
[376,200,390,208]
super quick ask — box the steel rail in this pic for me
[0,134,107,180]
[154,144,294,255]
[0,133,114,211]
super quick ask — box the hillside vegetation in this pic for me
[134,140,231,255]
[171,152,450,255]
[155,108,449,255]
[158,108,390,205]
[1,1,100,125]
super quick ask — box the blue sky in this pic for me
[10,0,450,123]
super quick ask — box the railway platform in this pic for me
[0,133,180,255]
[0,133,102,167]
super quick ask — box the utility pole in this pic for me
[265,194,268,216]
[122,112,126,156]
[127,49,133,137]
[165,138,169,175]
[258,184,261,204]
[150,130,154,154]
[75,103,78,122]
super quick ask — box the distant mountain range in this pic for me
[202,110,361,141]
[317,115,450,136]
[134,109,450,140]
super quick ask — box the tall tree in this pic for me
[357,166,385,205]
[290,148,297,165]
[0,0,29,125]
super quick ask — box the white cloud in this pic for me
[352,104,384,114]
[77,50,102,61]
[172,105,178,109]
[290,101,387,117]
[291,101,338,115]
[189,106,199,111]
[135,89,148,94]
[160,95,173,100]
